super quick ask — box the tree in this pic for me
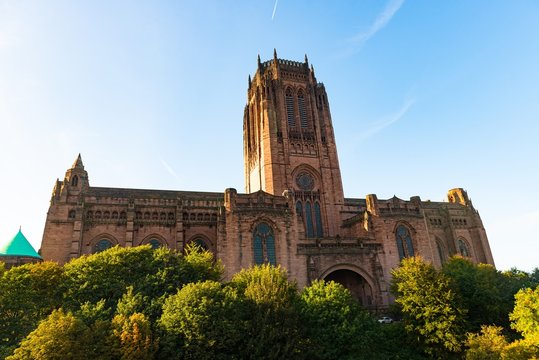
[112,313,158,360]
[229,265,303,359]
[298,280,378,360]
[159,280,245,360]
[62,245,222,321]
[391,257,465,358]
[465,325,508,360]
[7,309,114,360]
[0,261,64,358]
[510,286,539,347]
[441,257,529,333]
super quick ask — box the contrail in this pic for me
[160,158,182,184]
[356,97,415,141]
[351,0,405,46]
[272,0,279,20]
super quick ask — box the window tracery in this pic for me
[94,239,113,253]
[395,225,414,260]
[253,223,276,265]
[285,88,295,127]
[148,238,161,250]
[458,239,470,257]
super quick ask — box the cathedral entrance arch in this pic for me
[321,265,376,308]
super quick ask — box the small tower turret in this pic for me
[64,154,89,193]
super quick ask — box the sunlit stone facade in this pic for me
[41,53,494,308]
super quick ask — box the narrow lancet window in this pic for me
[253,223,276,265]
[396,225,414,260]
[314,202,323,237]
[298,91,308,128]
[285,88,295,127]
[305,201,314,238]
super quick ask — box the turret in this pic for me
[63,154,90,193]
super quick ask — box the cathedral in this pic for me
[40,52,494,308]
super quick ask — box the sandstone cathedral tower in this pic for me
[41,52,494,308]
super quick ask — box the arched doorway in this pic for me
[324,269,374,307]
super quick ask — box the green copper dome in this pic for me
[0,229,42,259]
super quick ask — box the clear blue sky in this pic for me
[1,0,538,271]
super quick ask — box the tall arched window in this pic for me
[94,239,113,253]
[296,201,303,217]
[305,202,314,238]
[458,239,470,257]
[285,88,295,127]
[298,90,308,128]
[436,239,446,264]
[395,225,414,260]
[71,175,78,187]
[253,223,276,265]
[314,202,323,237]
[192,238,209,251]
[148,238,161,250]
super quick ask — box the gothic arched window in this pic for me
[285,88,295,127]
[191,238,209,251]
[253,223,276,265]
[298,90,308,128]
[396,225,414,260]
[314,202,323,237]
[436,238,446,264]
[94,239,113,253]
[71,175,78,187]
[458,239,470,257]
[296,201,303,217]
[305,201,314,238]
[148,238,161,250]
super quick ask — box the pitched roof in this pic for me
[0,229,42,259]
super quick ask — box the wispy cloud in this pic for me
[271,0,279,21]
[160,158,182,183]
[356,97,415,141]
[350,0,405,48]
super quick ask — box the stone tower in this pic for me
[243,50,344,237]
[40,52,494,309]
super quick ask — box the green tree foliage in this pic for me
[0,261,64,358]
[230,264,303,359]
[443,257,533,333]
[159,280,245,360]
[7,309,114,360]
[465,325,508,360]
[298,280,378,359]
[374,322,430,360]
[112,313,157,360]
[510,286,539,347]
[391,257,465,358]
[62,245,222,321]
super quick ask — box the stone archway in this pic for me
[323,269,375,308]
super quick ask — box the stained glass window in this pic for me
[314,202,323,237]
[395,225,414,260]
[305,202,314,238]
[94,239,113,253]
[149,238,161,249]
[253,223,276,265]
[458,239,469,257]
[296,201,303,217]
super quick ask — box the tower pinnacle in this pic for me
[72,153,84,169]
